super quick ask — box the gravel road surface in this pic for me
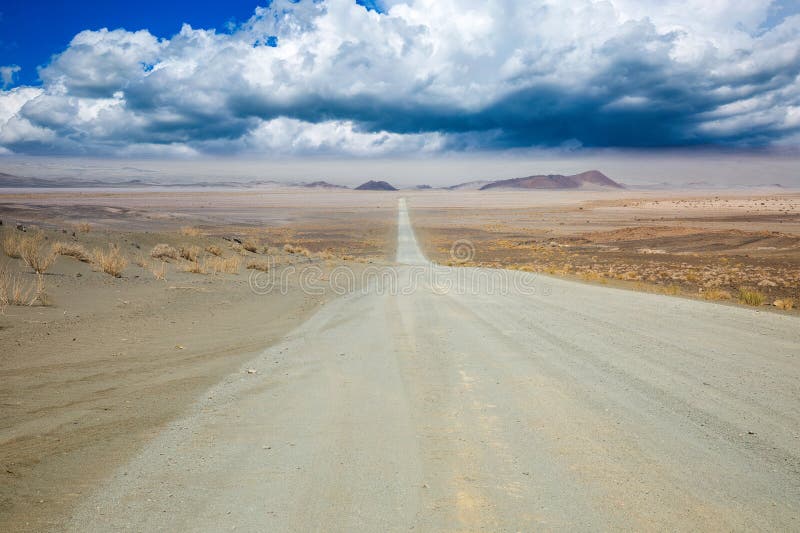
[66,199,800,531]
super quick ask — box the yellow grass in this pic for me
[179,260,207,274]
[179,226,202,237]
[0,264,46,307]
[179,245,201,262]
[242,238,260,253]
[152,261,168,280]
[702,288,732,301]
[74,222,92,233]
[284,244,310,256]
[246,259,270,272]
[52,241,92,262]
[2,232,22,258]
[738,287,765,306]
[19,232,56,274]
[94,244,128,278]
[206,255,241,274]
[151,243,179,261]
[205,244,223,257]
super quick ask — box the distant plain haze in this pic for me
[1,150,798,188]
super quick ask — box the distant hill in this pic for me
[302,180,349,189]
[479,170,623,190]
[446,180,493,190]
[355,180,398,191]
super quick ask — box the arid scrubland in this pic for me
[0,189,393,531]
[413,190,800,311]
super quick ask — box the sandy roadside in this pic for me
[0,228,370,531]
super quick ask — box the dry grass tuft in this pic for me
[242,238,260,253]
[19,232,56,274]
[206,255,241,274]
[52,241,92,262]
[205,244,223,257]
[738,287,765,306]
[0,264,47,307]
[246,259,270,272]
[74,222,92,233]
[152,261,168,280]
[179,260,207,274]
[179,245,201,262]
[179,226,202,237]
[284,243,310,256]
[94,244,127,278]
[702,288,732,301]
[3,232,23,258]
[151,243,179,261]
[773,298,794,310]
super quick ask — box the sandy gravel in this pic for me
[63,199,800,531]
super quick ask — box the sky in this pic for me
[0,0,799,181]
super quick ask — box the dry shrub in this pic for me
[246,259,270,272]
[773,298,794,310]
[152,261,168,280]
[19,232,56,274]
[151,243,179,261]
[660,284,681,296]
[179,245,201,262]
[316,250,335,260]
[180,260,207,274]
[0,264,47,307]
[284,243,310,256]
[205,244,223,257]
[207,255,241,274]
[74,222,92,233]
[179,226,201,237]
[738,287,765,306]
[133,254,150,268]
[702,289,732,301]
[242,238,260,253]
[94,244,127,278]
[52,241,92,262]
[2,232,22,258]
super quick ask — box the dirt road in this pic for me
[66,199,800,531]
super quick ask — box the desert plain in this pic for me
[0,185,798,530]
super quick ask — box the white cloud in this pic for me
[0,65,21,88]
[0,0,798,156]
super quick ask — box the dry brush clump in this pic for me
[73,222,92,233]
[179,260,208,274]
[206,255,241,274]
[151,243,179,261]
[18,232,56,274]
[52,241,92,263]
[702,288,732,301]
[93,244,128,278]
[205,244,223,257]
[738,287,765,306]
[179,245,201,262]
[284,243,310,256]
[246,259,270,272]
[2,232,22,258]
[0,264,48,308]
[242,238,260,253]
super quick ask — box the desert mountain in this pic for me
[479,170,623,190]
[355,180,398,191]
